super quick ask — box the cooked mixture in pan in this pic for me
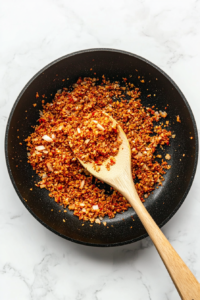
[26,76,171,223]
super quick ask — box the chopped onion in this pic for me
[40,184,46,188]
[82,208,86,212]
[85,139,90,144]
[47,162,53,172]
[97,124,105,131]
[58,125,63,131]
[142,164,149,170]
[80,203,85,207]
[65,110,70,115]
[42,135,53,142]
[165,154,171,160]
[64,198,69,204]
[92,120,98,123]
[135,152,143,158]
[42,173,47,178]
[77,128,81,133]
[92,205,99,210]
[57,89,62,94]
[80,180,85,189]
[27,152,31,157]
[35,145,45,151]
[95,218,101,224]
[51,134,56,139]
[159,111,167,118]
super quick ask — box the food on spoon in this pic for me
[68,110,122,172]
[26,76,171,223]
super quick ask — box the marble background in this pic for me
[1,0,200,299]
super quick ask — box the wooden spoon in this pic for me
[75,115,200,299]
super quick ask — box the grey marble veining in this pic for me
[0,0,200,299]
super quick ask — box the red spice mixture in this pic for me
[68,110,121,171]
[26,76,171,223]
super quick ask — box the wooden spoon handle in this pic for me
[127,193,200,299]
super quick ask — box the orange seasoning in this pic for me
[26,76,171,223]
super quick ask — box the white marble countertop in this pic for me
[1,0,200,299]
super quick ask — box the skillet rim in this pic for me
[5,48,199,247]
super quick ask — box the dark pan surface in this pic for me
[5,49,198,246]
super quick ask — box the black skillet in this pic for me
[5,49,198,247]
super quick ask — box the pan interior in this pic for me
[6,49,198,246]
